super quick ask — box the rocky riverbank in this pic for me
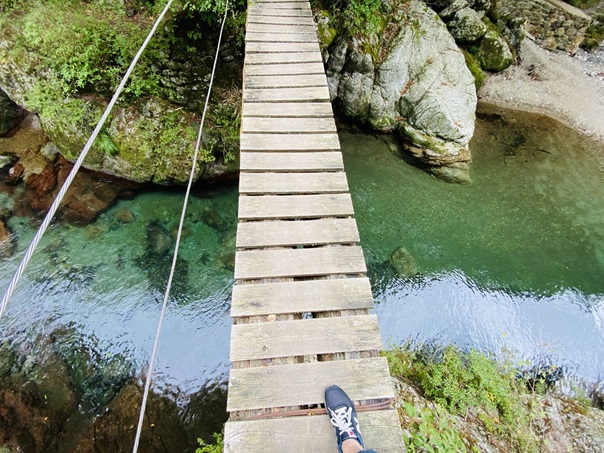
[481,37,604,144]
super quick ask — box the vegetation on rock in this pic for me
[0,0,245,184]
[384,344,604,452]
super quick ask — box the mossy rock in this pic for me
[316,10,337,50]
[474,29,513,72]
[461,49,486,90]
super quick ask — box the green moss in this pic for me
[461,49,486,91]
[582,14,604,51]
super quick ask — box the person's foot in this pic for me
[324,385,365,453]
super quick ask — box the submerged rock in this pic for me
[114,208,135,224]
[327,0,477,182]
[201,205,228,232]
[17,155,140,225]
[390,246,418,278]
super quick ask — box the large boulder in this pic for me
[475,29,513,71]
[447,7,488,42]
[327,0,476,182]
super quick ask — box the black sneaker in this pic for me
[324,385,365,453]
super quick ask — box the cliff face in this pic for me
[0,0,243,185]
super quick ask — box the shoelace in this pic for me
[329,406,355,436]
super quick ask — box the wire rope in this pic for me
[0,0,177,321]
[131,1,230,451]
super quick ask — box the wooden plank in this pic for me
[243,102,332,117]
[238,193,355,220]
[246,41,319,53]
[249,1,310,11]
[234,245,366,279]
[247,15,315,25]
[244,86,330,102]
[247,10,313,19]
[248,5,311,13]
[245,74,326,88]
[231,278,374,317]
[246,32,316,42]
[224,410,405,452]
[245,52,321,65]
[227,357,392,411]
[239,172,349,195]
[244,62,325,76]
[241,133,339,151]
[242,117,336,133]
[230,315,381,361]
[236,218,358,248]
[246,23,315,34]
[240,151,343,172]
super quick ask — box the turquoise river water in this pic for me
[0,105,603,444]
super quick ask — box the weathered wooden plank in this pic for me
[243,102,332,117]
[234,245,366,279]
[224,410,405,453]
[241,133,339,151]
[242,116,336,133]
[246,32,316,42]
[231,277,374,317]
[231,314,381,361]
[248,5,311,13]
[246,22,315,34]
[240,152,343,172]
[227,357,392,411]
[247,15,315,25]
[236,218,358,248]
[244,62,325,76]
[246,41,319,53]
[239,172,349,195]
[238,193,355,220]
[250,2,311,9]
[247,9,313,18]
[244,86,330,102]
[245,52,321,65]
[245,74,326,88]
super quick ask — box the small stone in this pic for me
[115,208,135,224]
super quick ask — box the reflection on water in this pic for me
[342,103,604,382]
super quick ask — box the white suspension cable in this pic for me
[131,1,230,451]
[0,0,177,321]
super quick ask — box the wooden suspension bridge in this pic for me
[223,0,405,451]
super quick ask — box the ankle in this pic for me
[342,438,363,453]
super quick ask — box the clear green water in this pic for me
[342,105,604,380]
[1,186,238,391]
[1,105,603,442]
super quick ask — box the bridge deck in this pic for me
[224,1,404,451]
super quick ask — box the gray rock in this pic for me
[448,7,488,42]
[40,142,60,161]
[338,72,374,121]
[439,0,469,19]
[326,39,348,74]
[343,40,374,74]
[328,0,476,180]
